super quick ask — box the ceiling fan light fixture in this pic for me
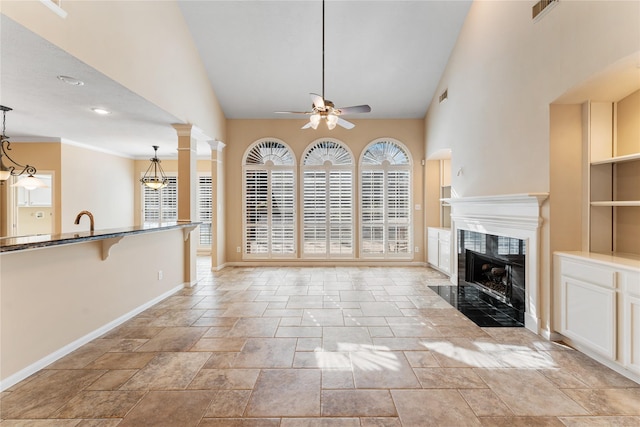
[276,0,370,130]
[326,114,339,130]
[310,113,321,129]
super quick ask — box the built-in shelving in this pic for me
[591,201,640,207]
[591,152,640,166]
[585,93,640,257]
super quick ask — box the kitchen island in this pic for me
[0,222,199,390]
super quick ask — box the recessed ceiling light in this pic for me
[91,108,111,115]
[57,75,84,86]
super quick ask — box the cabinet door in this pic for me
[427,236,439,267]
[560,275,617,360]
[623,294,640,375]
[438,240,450,273]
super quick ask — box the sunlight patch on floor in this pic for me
[422,340,559,369]
[313,343,401,372]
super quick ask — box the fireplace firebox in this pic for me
[457,230,526,325]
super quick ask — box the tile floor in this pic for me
[2,260,639,426]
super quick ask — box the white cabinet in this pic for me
[555,252,640,377]
[428,227,451,275]
[16,174,52,206]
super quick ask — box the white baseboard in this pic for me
[224,261,427,268]
[212,262,228,271]
[0,284,183,391]
[558,335,640,385]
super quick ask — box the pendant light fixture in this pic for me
[140,145,169,190]
[0,105,48,190]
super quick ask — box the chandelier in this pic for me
[140,145,169,190]
[0,105,47,190]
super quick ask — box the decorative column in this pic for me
[172,124,197,287]
[208,140,226,271]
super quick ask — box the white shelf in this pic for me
[591,201,640,207]
[591,152,640,165]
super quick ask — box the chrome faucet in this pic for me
[74,210,95,232]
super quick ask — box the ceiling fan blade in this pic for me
[337,117,355,129]
[274,111,312,115]
[335,104,371,115]
[310,93,325,110]
[301,121,313,129]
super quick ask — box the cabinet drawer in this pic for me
[622,270,640,296]
[560,259,616,289]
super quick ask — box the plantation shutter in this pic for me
[243,139,296,258]
[143,176,178,224]
[360,140,412,258]
[198,176,213,245]
[361,170,385,255]
[302,140,353,258]
[302,170,327,255]
[245,170,269,254]
[270,170,295,254]
[329,170,353,255]
[387,170,410,253]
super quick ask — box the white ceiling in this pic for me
[1,1,473,158]
[179,0,472,119]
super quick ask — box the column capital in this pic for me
[208,139,226,152]
[172,123,193,137]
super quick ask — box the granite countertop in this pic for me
[0,222,200,253]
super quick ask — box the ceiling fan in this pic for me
[275,0,371,130]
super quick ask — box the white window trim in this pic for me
[358,138,413,260]
[301,138,355,259]
[242,138,297,259]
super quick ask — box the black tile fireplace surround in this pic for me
[430,230,526,327]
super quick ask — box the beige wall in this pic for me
[0,142,62,234]
[17,206,53,235]
[424,0,639,198]
[0,142,139,235]
[1,228,185,385]
[1,1,225,142]
[61,144,134,232]
[549,104,584,255]
[617,90,640,156]
[226,118,426,264]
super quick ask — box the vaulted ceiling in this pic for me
[1,1,472,158]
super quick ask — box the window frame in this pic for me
[197,173,213,251]
[141,173,178,225]
[358,138,413,259]
[242,138,297,259]
[301,138,355,259]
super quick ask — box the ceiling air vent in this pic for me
[532,0,558,20]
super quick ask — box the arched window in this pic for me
[302,139,354,257]
[243,139,296,258]
[360,139,412,258]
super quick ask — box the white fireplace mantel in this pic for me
[446,193,549,334]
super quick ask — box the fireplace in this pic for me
[439,193,548,334]
[458,230,526,324]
